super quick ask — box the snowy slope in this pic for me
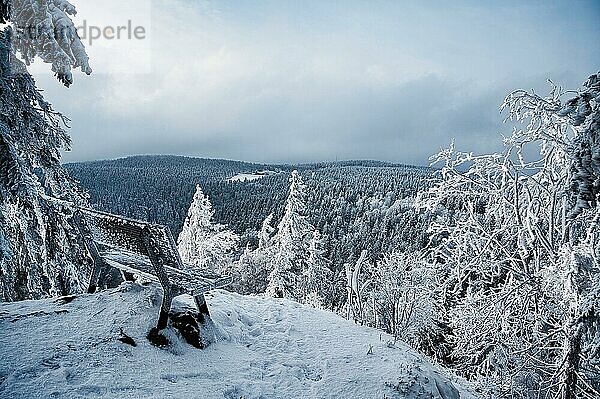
[228,173,268,182]
[228,170,280,182]
[0,283,477,399]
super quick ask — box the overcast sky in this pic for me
[32,0,600,165]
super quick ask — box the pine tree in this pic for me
[0,2,92,301]
[266,170,314,300]
[177,184,239,273]
[178,185,216,264]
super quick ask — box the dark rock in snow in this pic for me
[169,310,205,349]
[118,328,137,347]
[55,295,77,304]
[147,327,169,348]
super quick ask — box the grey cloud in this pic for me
[34,0,599,166]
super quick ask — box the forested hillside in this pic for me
[66,157,432,274]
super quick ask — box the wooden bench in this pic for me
[67,204,232,335]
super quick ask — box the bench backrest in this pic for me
[77,206,192,274]
[79,207,155,257]
[44,195,232,297]
[75,204,231,286]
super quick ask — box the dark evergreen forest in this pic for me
[67,156,433,273]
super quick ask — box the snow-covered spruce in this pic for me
[266,170,318,301]
[0,282,478,399]
[229,170,334,306]
[177,184,239,274]
[0,29,90,301]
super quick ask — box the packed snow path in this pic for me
[0,283,476,398]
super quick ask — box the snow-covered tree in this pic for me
[266,170,314,300]
[561,73,600,218]
[229,244,269,295]
[258,213,275,250]
[0,1,92,301]
[178,185,217,263]
[370,252,441,353]
[178,185,239,273]
[228,211,276,295]
[302,231,332,308]
[416,73,600,398]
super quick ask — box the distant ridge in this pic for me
[67,154,431,172]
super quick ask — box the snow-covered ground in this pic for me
[0,283,477,399]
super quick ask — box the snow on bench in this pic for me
[61,202,232,336]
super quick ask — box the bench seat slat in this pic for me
[101,249,232,293]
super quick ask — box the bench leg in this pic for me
[83,236,105,294]
[141,227,176,331]
[146,289,174,347]
[71,211,105,294]
[157,308,169,330]
[194,294,211,324]
[87,265,101,294]
[194,293,217,347]
[157,289,174,330]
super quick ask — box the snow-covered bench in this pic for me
[70,205,232,336]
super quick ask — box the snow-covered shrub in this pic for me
[370,252,441,355]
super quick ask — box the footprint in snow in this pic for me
[248,327,262,337]
[160,371,216,383]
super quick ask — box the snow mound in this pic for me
[0,283,477,398]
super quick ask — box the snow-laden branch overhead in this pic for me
[3,0,92,86]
